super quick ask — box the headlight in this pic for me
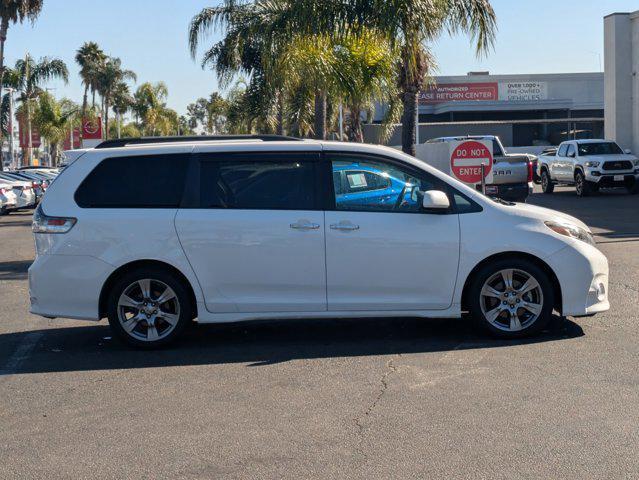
[545,221,596,247]
[633,160,639,167]
[585,161,600,168]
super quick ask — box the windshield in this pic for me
[577,142,623,156]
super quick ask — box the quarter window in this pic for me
[75,154,189,208]
[199,154,317,210]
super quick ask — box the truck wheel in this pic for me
[541,170,554,194]
[575,171,593,197]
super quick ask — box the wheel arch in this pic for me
[460,251,563,314]
[98,259,198,319]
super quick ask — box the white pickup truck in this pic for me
[537,139,639,197]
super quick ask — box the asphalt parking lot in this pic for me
[1,186,638,479]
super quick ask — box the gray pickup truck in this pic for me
[426,135,535,202]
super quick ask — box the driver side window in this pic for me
[330,155,441,213]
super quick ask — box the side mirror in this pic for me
[422,190,450,211]
[568,151,576,158]
[625,149,632,154]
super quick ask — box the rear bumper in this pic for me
[29,254,113,320]
[484,182,532,201]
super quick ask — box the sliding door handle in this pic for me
[290,222,320,230]
[330,223,360,231]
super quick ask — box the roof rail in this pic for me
[94,134,303,149]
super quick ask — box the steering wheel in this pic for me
[394,184,410,210]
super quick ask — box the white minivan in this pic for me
[29,136,609,348]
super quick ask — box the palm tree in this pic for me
[186,92,227,134]
[96,57,136,140]
[0,1,43,115]
[111,81,132,138]
[189,2,295,137]
[75,42,107,120]
[4,54,68,164]
[133,82,180,136]
[32,92,79,166]
[191,1,496,153]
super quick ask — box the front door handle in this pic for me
[290,221,320,230]
[330,223,360,231]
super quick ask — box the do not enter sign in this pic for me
[450,140,493,184]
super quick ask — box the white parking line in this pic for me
[0,331,44,376]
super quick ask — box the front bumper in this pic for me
[586,170,638,187]
[546,241,609,317]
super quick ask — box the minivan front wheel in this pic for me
[468,259,554,338]
[107,268,192,348]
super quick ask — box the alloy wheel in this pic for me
[117,279,181,342]
[479,269,544,332]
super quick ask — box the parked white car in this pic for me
[29,136,609,347]
[0,178,37,210]
[0,183,18,214]
[538,139,639,196]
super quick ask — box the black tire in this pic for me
[541,169,554,194]
[574,171,592,197]
[626,179,639,195]
[468,258,555,339]
[106,266,193,348]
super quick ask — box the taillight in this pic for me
[32,181,38,189]
[0,188,5,195]
[32,205,76,234]
[527,161,534,182]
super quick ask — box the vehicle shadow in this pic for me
[0,260,31,280]
[528,188,639,237]
[0,315,583,375]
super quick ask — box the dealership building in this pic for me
[604,10,639,155]
[367,72,604,148]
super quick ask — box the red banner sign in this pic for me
[419,82,498,104]
[63,127,82,150]
[82,117,103,140]
[18,118,41,149]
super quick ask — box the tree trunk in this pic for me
[348,105,364,143]
[26,100,33,166]
[276,89,284,136]
[314,90,326,140]
[104,100,109,140]
[401,88,418,156]
[80,85,89,141]
[50,142,58,167]
[0,18,8,126]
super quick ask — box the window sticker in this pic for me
[347,173,367,188]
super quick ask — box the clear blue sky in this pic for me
[7,0,639,116]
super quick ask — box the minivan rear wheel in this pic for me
[468,259,554,338]
[106,267,192,348]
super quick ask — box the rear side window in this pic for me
[199,153,317,210]
[75,154,189,208]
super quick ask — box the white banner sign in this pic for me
[498,82,548,101]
